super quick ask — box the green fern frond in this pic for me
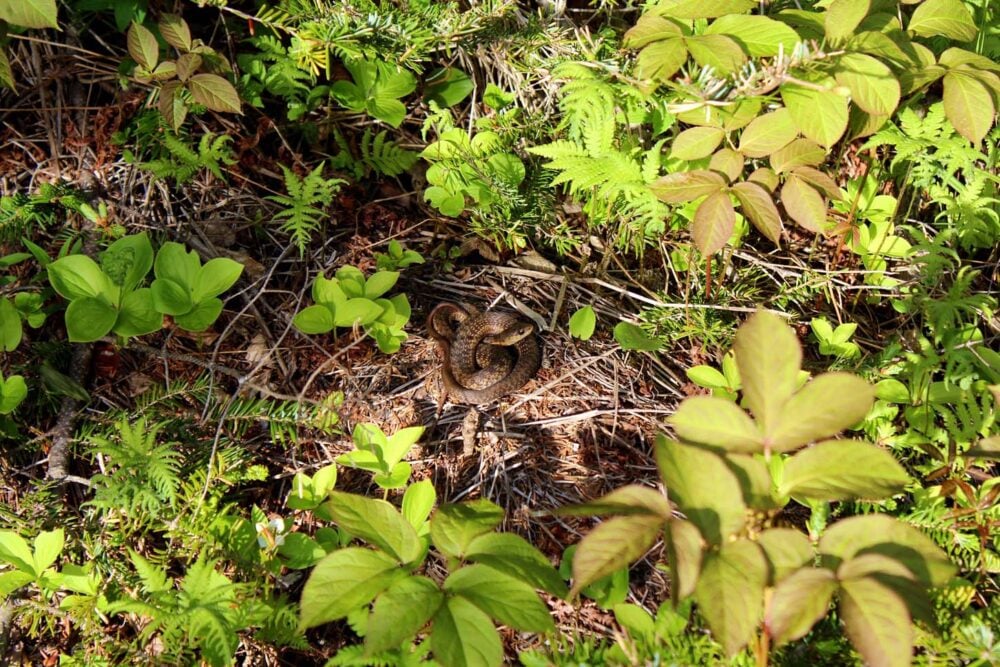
[267,162,344,256]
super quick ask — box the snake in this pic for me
[427,303,541,404]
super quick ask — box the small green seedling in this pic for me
[811,316,861,359]
[285,463,338,512]
[375,240,424,271]
[336,423,424,491]
[150,242,244,332]
[569,306,596,341]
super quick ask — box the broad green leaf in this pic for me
[431,596,503,667]
[671,127,724,161]
[127,22,158,70]
[173,297,223,332]
[0,50,15,91]
[638,39,689,82]
[0,299,22,351]
[424,67,474,107]
[748,167,779,191]
[445,564,554,632]
[705,15,799,56]
[0,0,58,28]
[768,372,875,450]
[691,190,736,256]
[790,166,844,199]
[366,576,443,654]
[0,375,27,414]
[65,297,117,342]
[187,73,242,114]
[624,14,684,48]
[193,258,243,301]
[430,499,504,559]
[834,53,900,117]
[613,322,662,351]
[154,242,200,288]
[568,306,596,340]
[907,0,977,41]
[708,148,744,182]
[325,491,422,564]
[293,305,335,334]
[48,255,111,300]
[733,311,801,436]
[299,547,406,630]
[383,425,424,467]
[151,278,192,316]
[939,47,1000,73]
[569,514,663,598]
[666,519,704,598]
[0,571,34,595]
[115,288,163,338]
[840,577,913,667]
[159,13,192,51]
[732,181,782,245]
[781,83,849,147]
[756,528,814,584]
[613,603,656,645]
[779,440,909,500]
[402,479,436,531]
[838,553,916,581]
[943,71,995,144]
[368,98,407,128]
[557,485,671,518]
[766,568,838,645]
[363,271,399,299]
[33,529,63,573]
[818,515,955,586]
[669,396,762,452]
[650,170,727,203]
[769,138,826,173]
[655,436,746,544]
[695,539,767,656]
[102,233,153,291]
[825,0,871,43]
[724,453,778,510]
[685,34,746,75]
[738,109,797,158]
[333,298,383,327]
[655,0,756,19]
[781,174,828,233]
[466,533,567,597]
[0,531,35,573]
[686,365,728,389]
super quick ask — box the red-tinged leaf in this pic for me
[769,138,826,173]
[671,126,725,161]
[732,181,782,245]
[790,166,844,199]
[732,311,801,437]
[669,395,762,452]
[943,71,995,144]
[767,372,874,450]
[738,109,797,158]
[781,83,849,147]
[187,73,242,114]
[781,174,829,233]
[778,440,910,501]
[766,568,838,645]
[127,21,159,70]
[650,170,727,203]
[840,577,913,667]
[695,539,767,656]
[569,515,663,597]
[666,519,704,599]
[757,528,814,584]
[691,190,735,256]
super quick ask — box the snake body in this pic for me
[427,303,541,404]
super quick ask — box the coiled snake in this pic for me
[427,303,541,404]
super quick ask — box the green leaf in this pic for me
[151,278,192,316]
[624,13,684,48]
[781,174,828,233]
[369,97,407,128]
[614,603,656,645]
[293,305,335,335]
[669,396,762,452]
[102,233,154,291]
[725,453,778,510]
[791,166,844,199]
[691,190,736,255]
[299,547,406,630]
[115,288,163,338]
[363,271,399,299]
[569,515,663,598]
[32,529,64,573]
[709,148,744,182]
[705,14,799,56]
[0,50,15,91]
[333,298,383,327]
[943,71,995,144]
[757,528,814,584]
[430,499,504,559]
[466,533,568,597]
[665,519,704,598]
[613,322,662,351]
[173,297,223,332]
[445,564,554,632]
[825,0,871,43]
[326,491,422,564]
[65,297,117,342]
[0,531,35,573]
[738,109,797,158]
[0,299,22,352]
[769,138,826,173]
[655,436,746,544]
[193,257,243,301]
[637,38,689,82]
[159,13,192,51]
[686,365,728,390]
[431,596,503,667]
[834,53,900,117]
[732,181,783,245]
[685,34,746,75]
[0,0,58,28]
[733,311,801,436]
[781,83,849,147]
[671,127,725,161]
[366,575,443,654]
[0,374,27,414]
[127,22,159,70]
[818,515,955,587]
[840,577,913,667]
[694,539,767,656]
[650,170,727,203]
[154,242,200,288]
[568,306,596,340]
[48,255,111,300]
[402,479,436,531]
[655,0,756,19]
[779,440,909,501]
[766,568,838,645]
[187,73,242,114]
[424,67,474,107]
[557,485,671,518]
[768,372,874,450]
[907,0,977,41]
